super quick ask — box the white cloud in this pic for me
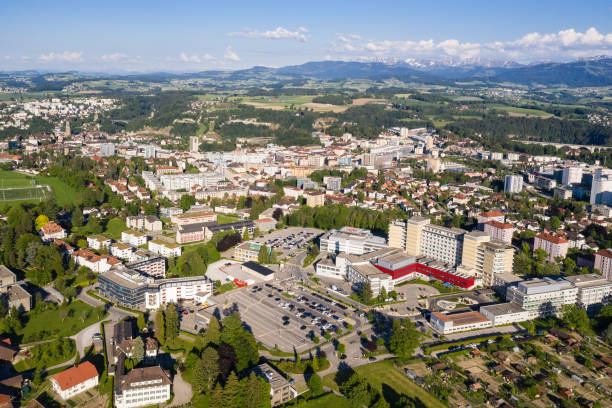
[331,27,612,62]
[229,26,309,42]
[203,53,216,61]
[224,46,240,61]
[101,53,128,62]
[38,51,83,62]
[179,52,201,63]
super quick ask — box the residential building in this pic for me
[87,235,112,250]
[6,285,31,312]
[126,257,166,278]
[505,277,578,318]
[126,215,162,232]
[235,242,264,262]
[305,191,324,207]
[110,243,134,260]
[534,233,569,262]
[72,250,122,273]
[320,227,387,255]
[323,176,342,191]
[590,168,612,205]
[148,240,182,258]
[477,211,504,230]
[562,166,583,185]
[554,187,573,200]
[429,311,492,334]
[253,217,276,232]
[0,266,16,287]
[253,363,297,406]
[504,174,523,194]
[121,230,148,247]
[483,221,513,244]
[51,362,98,400]
[594,248,612,280]
[40,221,66,242]
[170,211,217,226]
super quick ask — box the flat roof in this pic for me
[242,261,274,276]
[480,302,527,316]
[432,311,490,326]
[563,274,612,288]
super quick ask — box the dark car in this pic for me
[283,321,290,326]
[369,356,376,361]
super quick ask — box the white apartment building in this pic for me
[483,221,514,244]
[534,233,569,262]
[591,168,612,205]
[110,243,134,260]
[504,174,523,194]
[159,172,224,191]
[148,240,182,258]
[121,230,148,247]
[51,361,99,400]
[319,227,387,255]
[419,224,465,266]
[114,365,172,408]
[505,278,578,318]
[562,166,583,185]
[595,248,612,280]
[87,235,112,250]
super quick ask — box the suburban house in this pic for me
[50,361,99,400]
[39,221,66,242]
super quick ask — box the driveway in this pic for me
[167,370,193,407]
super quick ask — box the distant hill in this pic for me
[490,58,612,86]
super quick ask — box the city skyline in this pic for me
[2,0,612,72]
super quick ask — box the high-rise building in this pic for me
[388,217,430,256]
[65,120,71,139]
[590,168,612,205]
[534,233,569,263]
[504,174,523,194]
[562,166,582,185]
[419,224,465,266]
[189,136,200,153]
[594,248,612,280]
[461,231,514,286]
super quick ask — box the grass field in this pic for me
[322,360,445,408]
[34,175,79,206]
[217,214,241,224]
[14,338,76,372]
[295,393,351,408]
[0,170,37,188]
[104,217,128,239]
[488,104,553,118]
[18,300,106,343]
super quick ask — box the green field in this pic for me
[295,393,351,408]
[104,217,128,239]
[323,360,445,408]
[488,104,553,118]
[0,170,37,188]
[217,214,241,224]
[0,170,50,202]
[18,300,106,343]
[34,175,79,206]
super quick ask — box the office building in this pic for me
[504,174,523,194]
[563,274,612,314]
[562,166,583,185]
[534,233,569,262]
[320,227,387,255]
[590,168,612,205]
[429,311,492,334]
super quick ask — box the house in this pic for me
[50,361,99,400]
[40,221,66,242]
[253,363,297,406]
[0,339,18,361]
[6,285,31,312]
[148,240,182,258]
[121,230,148,247]
[0,266,16,287]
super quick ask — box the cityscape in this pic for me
[1,1,612,408]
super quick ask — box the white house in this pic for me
[121,230,148,247]
[148,240,182,258]
[51,361,99,400]
[87,235,112,250]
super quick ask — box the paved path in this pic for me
[167,370,193,407]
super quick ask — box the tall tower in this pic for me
[65,120,71,139]
[189,136,200,153]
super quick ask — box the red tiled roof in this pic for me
[536,233,568,244]
[485,220,513,229]
[596,249,612,259]
[481,210,504,218]
[41,221,63,234]
[51,361,97,391]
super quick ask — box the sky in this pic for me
[2,0,612,72]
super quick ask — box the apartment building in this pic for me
[253,363,297,406]
[590,168,612,205]
[148,240,182,258]
[505,278,578,318]
[170,211,217,226]
[110,243,134,260]
[534,233,569,262]
[320,227,387,255]
[127,257,166,278]
[121,230,148,247]
[126,215,162,232]
[305,191,325,207]
[51,362,99,400]
[114,362,171,408]
[72,249,121,273]
[504,174,523,193]
[594,248,612,280]
[483,220,513,244]
[235,242,263,262]
[87,235,112,250]
[562,166,583,185]
[40,221,66,242]
[477,210,504,230]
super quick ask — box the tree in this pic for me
[209,382,225,408]
[272,208,283,221]
[165,303,179,342]
[154,308,165,344]
[34,214,49,231]
[137,314,147,331]
[200,347,220,392]
[550,216,561,229]
[360,282,373,303]
[388,318,420,361]
[561,304,592,335]
[603,323,612,345]
[307,372,323,397]
[132,336,144,364]
[242,228,249,241]
[258,245,270,264]
[201,316,221,348]
[86,216,103,234]
[378,286,387,302]
[179,194,196,211]
[337,342,346,357]
[223,371,243,408]
[244,371,270,408]
[192,358,207,394]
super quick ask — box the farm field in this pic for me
[488,104,554,118]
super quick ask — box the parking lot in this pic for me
[250,227,324,258]
[222,283,353,352]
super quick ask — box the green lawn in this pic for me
[14,338,75,372]
[323,360,445,408]
[295,393,351,408]
[0,170,37,188]
[18,301,106,343]
[488,104,553,118]
[217,214,241,224]
[34,175,80,206]
[104,217,128,239]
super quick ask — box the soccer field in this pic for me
[0,170,37,188]
[0,186,49,202]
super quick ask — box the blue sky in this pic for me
[2,0,612,72]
